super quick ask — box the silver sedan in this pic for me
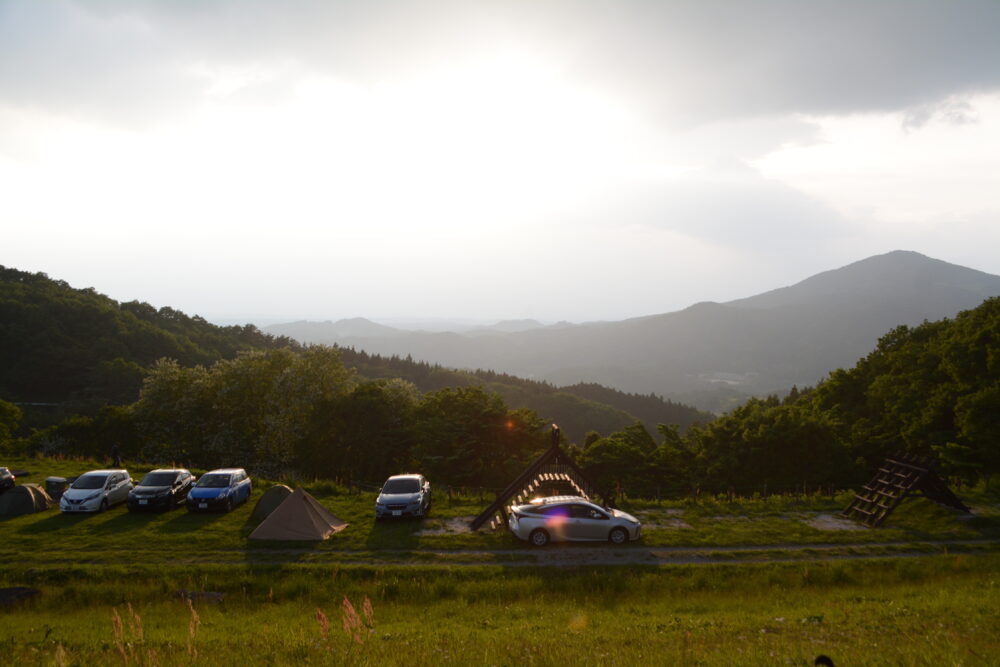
[508,496,641,546]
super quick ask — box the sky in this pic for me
[2,0,999,325]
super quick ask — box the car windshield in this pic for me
[196,474,231,488]
[382,478,420,494]
[139,472,178,487]
[71,474,108,490]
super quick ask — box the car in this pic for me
[375,474,431,519]
[59,469,133,513]
[0,467,14,493]
[508,495,641,547]
[186,468,251,513]
[127,468,195,512]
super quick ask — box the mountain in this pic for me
[269,251,1000,407]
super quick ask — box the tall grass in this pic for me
[2,556,999,665]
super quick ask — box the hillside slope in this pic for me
[0,266,706,442]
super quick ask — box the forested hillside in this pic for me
[574,297,1000,497]
[336,349,709,443]
[0,266,706,446]
[0,266,295,408]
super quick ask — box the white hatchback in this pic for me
[508,495,641,546]
[59,470,132,513]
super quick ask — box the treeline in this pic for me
[337,348,709,443]
[7,348,551,488]
[0,266,295,411]
[576,297,1000,496]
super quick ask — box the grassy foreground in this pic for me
[2,556,999,665]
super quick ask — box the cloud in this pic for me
[3,0,999,128]
[575,160,850,256]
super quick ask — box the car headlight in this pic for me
[85,492,101,502]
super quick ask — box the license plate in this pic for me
[199,503,208,509]
[392,510,401,516]
[139,499,148,505]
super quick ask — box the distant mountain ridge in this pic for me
[267,251,1000,408]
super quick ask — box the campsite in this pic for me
[2,456,1000,664]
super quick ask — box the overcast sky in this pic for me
[2,0,999,325]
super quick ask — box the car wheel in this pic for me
[608,527,628,545]
[99,499,108,513]
[225,497,233,513]
[529,528,550,547]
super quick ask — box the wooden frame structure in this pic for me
[469,425,610,531]
[842,452,971,528]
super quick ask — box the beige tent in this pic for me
[0,484,53,515]
[250,484,293,522]
[249,488,347,541]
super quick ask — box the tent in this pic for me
[250,484,293,522]
[249,488,347,541]
[0,484,53,515]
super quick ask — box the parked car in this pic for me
[127,468,195,512]
[375,474,431,519]
[0,467,14,493]
[59,470,133,513]
[508,495,641,546]
[186,468,251,513]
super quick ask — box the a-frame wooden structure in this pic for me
[470,425,611,531]
[842,452,971,528]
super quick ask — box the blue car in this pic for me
[186,468,252,513]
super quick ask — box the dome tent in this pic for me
[0,483,53,515]
[250,484,293,522]
[249,488,347,541]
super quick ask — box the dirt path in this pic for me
[6,539,996,568]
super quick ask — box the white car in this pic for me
[60,469,133,513]
[508,495,641,546]
[375,474,432,519]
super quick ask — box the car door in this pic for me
[108,473,124,505]
[238,472,250,503]
[566,504,591,540]
[178,472,192,501]
[540,504,571,540]
[569,503,611,540]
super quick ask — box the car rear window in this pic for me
[140,472,178,486]
[71,474,108,490]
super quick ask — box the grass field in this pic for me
[2,557,999,665]
[2,456,999,664]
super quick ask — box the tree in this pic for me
[0,398,21,445]
[412,387,547,487]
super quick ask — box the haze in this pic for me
[2,0,999,324]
